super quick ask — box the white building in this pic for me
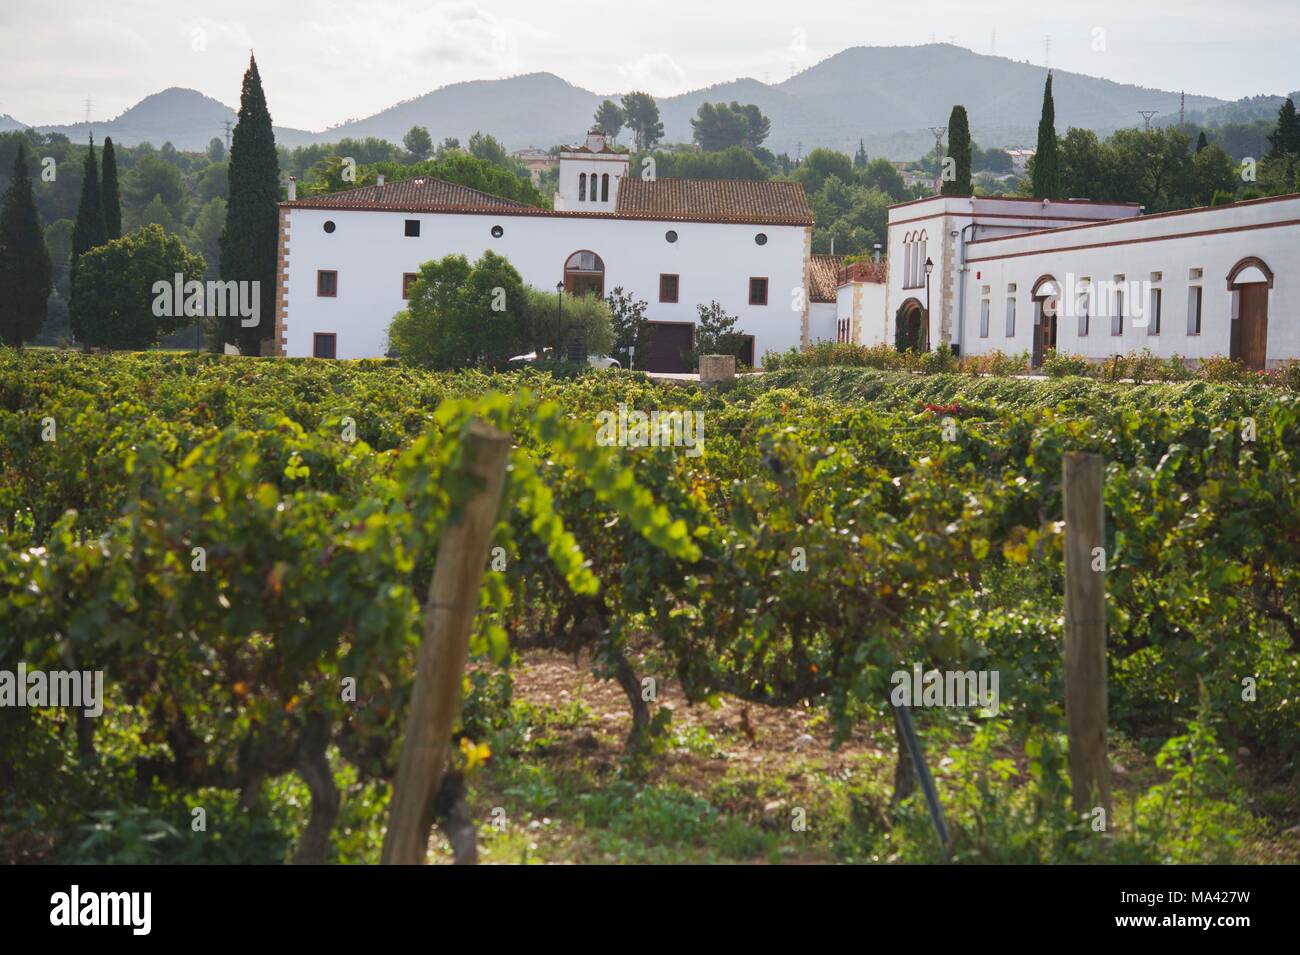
[885,193,1300,371]
[274,128,814,371]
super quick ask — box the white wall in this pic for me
[808,301,837,343]
[553,154,628,212]
[960,196,1300,367]
[281,207,807,364]
[885,196,1141,352]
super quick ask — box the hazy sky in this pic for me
[3,1,1295,128]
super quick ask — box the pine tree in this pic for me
[219,54,280,354]
[1267,97,1300,157]
[1196,130,1209,153]
[942,106,972,195]
[0,143,53,348]
[1032,72,1062,200]
[854,139,868,168]
[69,134,107,340]
[101,136,122,239]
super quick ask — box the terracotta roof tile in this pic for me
[809,254,843,302]
[284,177,530,213]
[840,260,888,284]
[615,178,814,226]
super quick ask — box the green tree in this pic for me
[1192,144,1236,205]
[387,251,532,369]
[854,139,868,168]
[594,100,625,141]
[403,125,433,161]
[123,153,186,223]
[190,198,227,279]
[467,131,509,167]
[690,300,747,368]
[1033,72,1062,199]
[196,161,230,202]
[605,286,650,368]
[859,157,909,202]
[621,91,664,152]
[942,105,972,195]
[1059,127,1107,200]
[207,137,226,162]
[101,136,122,240]
[0,142,53,347]
[134,194,182,235]
[219,54,280,354]
[69,224,205,349]
[639,146,768,181]
[69,134,107,338]
[690,102,770,152]
[1196,130,1209,153]
[794,148,855,195]
[1266,97,1299,190]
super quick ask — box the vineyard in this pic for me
[1,351,1297,864]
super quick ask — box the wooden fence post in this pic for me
[1062,451,1112,818]
[381,420,511,865]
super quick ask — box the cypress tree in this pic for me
[1267,97,1300,157]
[219,54,280,354]
[942,105,972,195]
[1196,130,1209,153]
[854,139,868,168]
[101,136,122,240]
[69,134,107,340]
[1032,72,1062,200]
[0,143,54,348]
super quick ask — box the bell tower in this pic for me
[554,127,629,212]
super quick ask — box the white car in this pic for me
[507,351,621,369]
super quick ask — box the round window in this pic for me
[755,233,768,246]
[665,230,678,243]
[323,220,336,234]
[491,225,504,238]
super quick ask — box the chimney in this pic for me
[873,244,882,263]
[287,176,296,201]
[585,127,606,152]
[376,174,385,187]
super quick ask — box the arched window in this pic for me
[918,231,928,287]
[579,173,587,201]
[563,250,605,297]
[601,173,609,202]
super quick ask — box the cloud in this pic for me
[617,53,688,96]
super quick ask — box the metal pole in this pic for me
[894,703,951,862]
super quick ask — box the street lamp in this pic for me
[923,257,934,352]
[555,280,564,360]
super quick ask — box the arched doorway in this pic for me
[895,297,926,352]
[1227,256,1272,371]
[563,250,605,297]
[1031,275,1059,368]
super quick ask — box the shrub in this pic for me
[1040,350,1090,377]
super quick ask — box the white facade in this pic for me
[959,194,1300,369]
[886,196,1143,354]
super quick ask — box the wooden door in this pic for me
[1234,284,1268,371]
[642,322,695,373]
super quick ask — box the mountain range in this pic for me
[7,44,1294,160]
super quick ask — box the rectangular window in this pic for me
[404,219,420,237]
[312,333,337,359]
[659,273,679,303]
[1005,296,1016,337]
[402,273,419,300]
[749,277,769,306]
[1078,296,1090,337]
[317,270,338,297]
[1111,288,1124,336]
[1187,286,1203,335]
[979,299,990,337]
[1149,288,1162,335]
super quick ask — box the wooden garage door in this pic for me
[1233,284,1269,371]
[642,322,695,373]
